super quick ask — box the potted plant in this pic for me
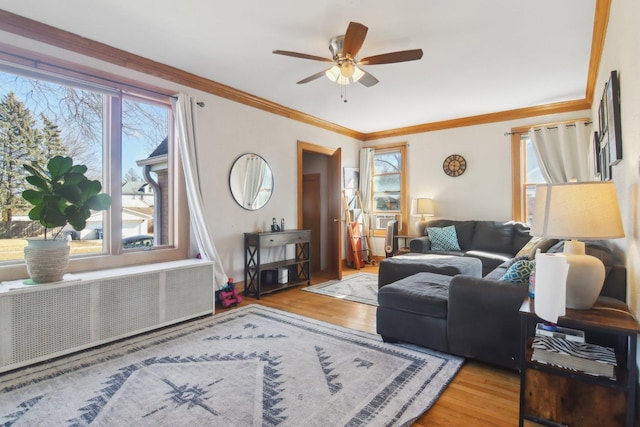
[21,155,112,283]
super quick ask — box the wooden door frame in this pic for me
[297,140,342,279]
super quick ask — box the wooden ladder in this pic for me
[355,190,374,265]
[342,190,372,269]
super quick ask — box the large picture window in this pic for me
[0,48,186,279]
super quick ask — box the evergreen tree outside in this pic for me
[0,92,43,222]
[40,113,69,159]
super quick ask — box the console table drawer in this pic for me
[248,230,310,248]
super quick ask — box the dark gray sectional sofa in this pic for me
[378,219,627,370]
[409,219,534,276]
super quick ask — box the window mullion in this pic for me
[105,94,122,255]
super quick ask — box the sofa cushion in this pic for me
[378,254,482,287]
[463,251,513,276]
[471,221,515,254]
[424,220,476,250]
[515,236,542,257]
[377,272,452,318]
[511,222,533,255]
[500,259,536,284]
[530,238,561,258]
[427,226,461,251]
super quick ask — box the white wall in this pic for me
[364,110,590,246]
[594,0,640,316]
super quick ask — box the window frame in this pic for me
[368,142,408,237]
[0,45,189,282]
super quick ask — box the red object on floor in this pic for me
[347,221,365,268]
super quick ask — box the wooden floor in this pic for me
[223,264,521,426]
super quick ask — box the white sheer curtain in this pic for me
[359,148,374,210]
[530,120,593,183]
[242,155,266,209]
[172,94,228,290]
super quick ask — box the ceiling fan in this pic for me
[273,21,423,87]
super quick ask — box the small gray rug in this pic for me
[0,305,462,427]
[303,272,379,306]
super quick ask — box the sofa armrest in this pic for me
[409,236,431,253]
[602,264,626,302]
[447,275,528,370]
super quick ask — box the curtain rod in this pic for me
[504,121,592,136]
[0,47,204,107]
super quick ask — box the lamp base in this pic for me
[414,219,427,236]
[564,253,606,309]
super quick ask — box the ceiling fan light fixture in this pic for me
[352,66,364,82]
[325,65,341,82]
[336,75,350,85]
[340,61,355,78]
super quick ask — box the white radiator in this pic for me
[0,259,214,373]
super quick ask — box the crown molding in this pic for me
[362,99,591,141]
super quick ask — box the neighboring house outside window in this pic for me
[0,46,188,280]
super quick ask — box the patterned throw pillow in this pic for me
[500,259,536,284]
[515,236,543,258]
[427,226,461,251]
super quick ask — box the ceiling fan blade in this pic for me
[297,69,328,84]
[359,49,424,65]
[342,22,368,58]
[358,70,379,87]
[273,50,332,63]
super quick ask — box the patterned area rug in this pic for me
[0,305,462,427]
[302,272,379,306]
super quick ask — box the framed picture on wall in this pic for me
[605,70,623,166]
[343,167,359,190]
[593,131,601,177]
[599,133,611,181]
[598,95,607,143]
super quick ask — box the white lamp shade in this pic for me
[352,66,364,82]
[415,198,435,216]
[530,181,624,240]
[325,65,341,82]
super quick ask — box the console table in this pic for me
[244,229,311,299]
[519,297,639,426]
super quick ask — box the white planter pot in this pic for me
[24,239,70,283]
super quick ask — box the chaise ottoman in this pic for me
[376,272,454,352]
[378,253,482,288]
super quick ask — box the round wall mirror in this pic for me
[229,153,273,210]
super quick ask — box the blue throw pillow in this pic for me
[427,226,461,251]
[500,259,536,284]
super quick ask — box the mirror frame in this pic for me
[229,153,274,210]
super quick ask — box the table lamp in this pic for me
[530,181,624,309]
[413,198,435,234]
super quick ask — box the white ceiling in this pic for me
[1,0,596,133]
